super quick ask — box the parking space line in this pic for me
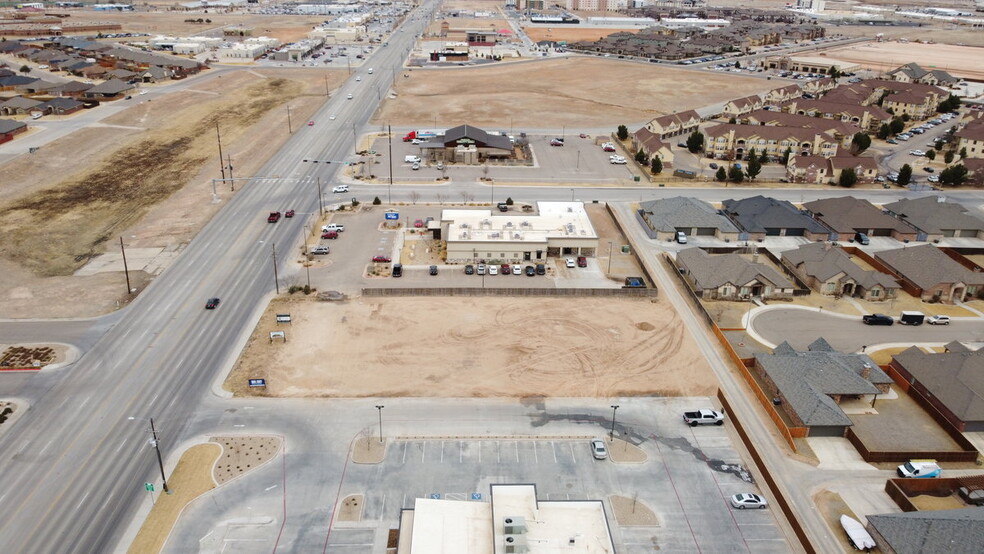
[420,442,425,463]
[440,441,445,463]
[533,442,538,464]
[459,441,463,463]
[514,442,519,463]
[551,441,558,463]
[569,442,577,463]
[379,493,386,520]
[496,441,500,464]
[401,442,407,464]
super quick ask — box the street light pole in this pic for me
[129,416,169,493]
[609,405,619,441]
[286,106,292,134]
[375,405,385,443]
[607,241,614,274]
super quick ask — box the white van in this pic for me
[367,68,373,74]
[404,155,421,164]
[897,460,941,478]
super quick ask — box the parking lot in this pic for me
[328,406,793,552]
[366,134,641,184]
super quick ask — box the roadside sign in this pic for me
[471,493,482,501]
[248,378,267,387]
[276,314,291,323]
[385,211,399,220]
[145,483,154,492]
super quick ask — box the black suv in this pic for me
[464,264,475,275]
[535,263,545,275]
[862,313,893,326]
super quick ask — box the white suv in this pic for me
[332,185,349,193]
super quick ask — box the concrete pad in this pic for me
[74,248,163,276]
[807,437,878,471]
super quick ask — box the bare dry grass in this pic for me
[374,58,770,128]
[820,41,984,80]
[62,12,327,44]
[127,443,220,554]
[0,77,304,277]
[523,27,636,43]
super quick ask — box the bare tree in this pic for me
[482,163,490,180]
[436,192,448,205]
[409,190,421,205]
[459,191,475,203]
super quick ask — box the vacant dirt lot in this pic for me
[523,27,636,43]
[226,296,716,398]
[374,58,769,128]
[63,11,327,44]
[0,68,345,318]
[820,41,984,81]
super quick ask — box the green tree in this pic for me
[635,149,649,165]
[716,166,727,182]
[372,196,382,205]
[616,125,629,141]
[686,130,704,153]
[745,148,762,180]
[901,113,911,122]
[937,94,961,113]
[828,65,840,79]
[876,123,891,140]
[758,149,769,165]
[960,147,968,159]
[505,197,514,205]
[940,164,968,186]
[734,60,742,69]
[934,140,944,151]
[19,65,30,73]
[944,151,954,164]
[889,118,905,135]
[838,167,857,188]
[926,150,936,161]
[781,146,793,165]
[728,116,737,124]
[851,132,871,154]
[650,156,663,174]
[728,164,745,183]
[897,164,913,187]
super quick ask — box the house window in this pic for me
[721,287,732,296]
[870,289,880,298]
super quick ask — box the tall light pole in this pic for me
[607,241,614,274]
[128,416,169,493]
[387,124,394,203]
[375,405,385,443]
[286,106,292,134]
[609,405,620,441]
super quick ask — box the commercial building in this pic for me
[441,202,598,264]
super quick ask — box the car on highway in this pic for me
[730,493,767,510]
[927,315,951,325]
[205,297,220,309]
[549,138,564,146]
[862,313,893,326]
[332,185,349,193]
[464,264,474,275]
[311,246,329,255]
[267,211,281,223]
[285,209,295,218]
[330,114,336,120]
[356,76,361,81]
[565,258,576,268]
[307,121,315,126]
[372,255,392,263]
[590,438,608,460]
[347,93,353,99]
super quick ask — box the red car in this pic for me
[322,231,339,239]
[372,255,392,263]
[307,121,315,126]
[267,211,281,223]
[501,264,510,274]
[285,209,295,218]
[579,133,588,138]
[414,219,424,228]
[577,256,587,267]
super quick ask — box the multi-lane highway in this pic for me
[0,4,440,553]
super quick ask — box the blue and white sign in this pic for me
[430,493,441,499]
[385,211,399,220]
[248,378,267,387]
[471,493,482,501]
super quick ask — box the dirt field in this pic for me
[0,68,345,318]
[59,11,327,44]
[522,27,637,43]
[820,41,984,81]
[374,58,770,128]
[225,296,716,398]
[832,25,984,48]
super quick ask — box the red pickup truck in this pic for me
[267,211,281,223]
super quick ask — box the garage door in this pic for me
[871,229,892,237]
[959,229,979,238]
[695,228,716,236]
[765,228,782,236]
[785,228,805,237]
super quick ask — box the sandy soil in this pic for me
[225,296,716,398]
[210,435,282,485]
[832,25,984,48]
[373,58,771,128]
[127,443,220,554]
[59,11,327,44]
[610,495,659,526]
[820,41,984,81]
[0,68,343,318]
[523,27,637,43]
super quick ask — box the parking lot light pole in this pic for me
[128,416,169,493]
[375,405,385,443]
[607,241,614,274]
[609,405,619,442]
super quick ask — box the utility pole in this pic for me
[324,74,330,96]
[215,123,225,180]
[150,417,169,493]
[227,154,234,190]
[287,106,292,134]
[609,405,620,442]
[387,124,394,203]
[317,177,324,215]
[353,122,358,155]
[120,236,131,294]
[375,405,385,443]
[272,243,280,294]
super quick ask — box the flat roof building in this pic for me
[442,202,598,264]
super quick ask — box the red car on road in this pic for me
[372,255,392,263]
[285,209,295,218]
[267,211,281,223]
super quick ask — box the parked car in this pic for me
[682,409,724,426]
[602,142,616,152]
[512,265,522,275]
[590,438,608,460]
[565,258,576,268]
[676,231,688,244]
[862,313,894,326]
[322,223,344,232]
[311,246,330,255]
[854,232,870,245]
[550,138,564,146]
[577,256,587,267]
[886,139,899,145]
[927,315,950,325]
[535,263,545,275]
[391,263,403,277]
[464,264,474,275]
[205,297,220,310]
[477,264,486,275]
[525,265,536,276]
[429,265,439,275]
[501,264,510,274]
[730,493,768,510]
[414,219,424,228]
[609,155,627,164]
[497,202,509,212]
[488,265,499,275]
[897,460,941,478]
[307,121,315,126]
[372,255,392,263]
[267,211,281,223]
[321,231,338,239]
[709,162,719,169]
[924,167,935,173]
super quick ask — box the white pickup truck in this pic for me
[683,409,724,426]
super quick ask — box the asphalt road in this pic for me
[2,5,984,553]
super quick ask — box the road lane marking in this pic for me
[552,441,557,463]
[75,492,89,511]
[115,438,128,453]
[440,441,444,463]
[569,442,577,463]
[264,485,277,491]
[78,396,91,410]
[379,493,386,520]
[39,440,54,455]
